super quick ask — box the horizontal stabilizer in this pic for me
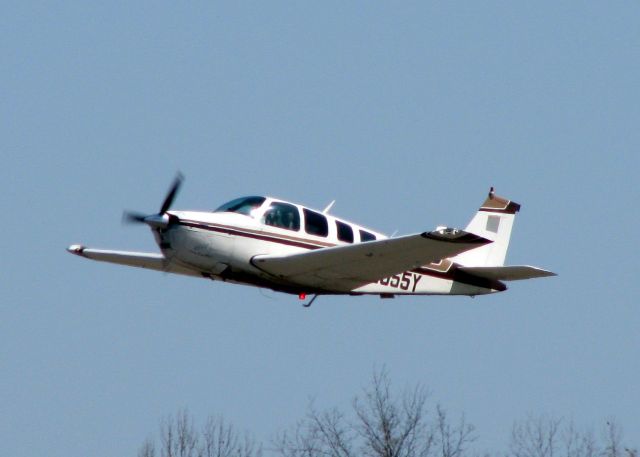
[67,245,202,277]
[457,265,556,281]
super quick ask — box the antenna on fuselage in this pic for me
[300,293,319,307]
[322,200,336,214]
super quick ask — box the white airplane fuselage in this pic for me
[157,199,499,297]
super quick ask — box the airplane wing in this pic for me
[457,265,556,281]
[67,245,202,278]
[251,229,491,292]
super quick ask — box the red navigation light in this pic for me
[298,293,307,300]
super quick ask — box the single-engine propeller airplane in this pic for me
[68,175,555,306]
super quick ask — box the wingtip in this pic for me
[523,266,558,279]
[529,266,558,277]
[67,244,86,256]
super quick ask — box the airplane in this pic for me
[67,175,555,306]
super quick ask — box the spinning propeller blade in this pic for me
[159,173,184,215]
[122,211,148,225]
[122,173,184,228]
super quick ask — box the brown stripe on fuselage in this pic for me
[179,219,334,250]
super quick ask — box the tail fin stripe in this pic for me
[479,203,520,214]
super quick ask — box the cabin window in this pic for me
[359,229,376,242]
[303,208,329,237]
[263,202,300,231]
[215,196,265,216]
[336,220,354,243]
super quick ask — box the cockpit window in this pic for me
[215,196,266,215]
[263,202,300,231]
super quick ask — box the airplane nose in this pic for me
[142,213,170,229]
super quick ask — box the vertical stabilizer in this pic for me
[452,188,521,267]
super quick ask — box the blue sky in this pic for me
[2,2,639,456]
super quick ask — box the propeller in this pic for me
[122,211,148,224]
[159,173,183,214]
[123,173,184,229]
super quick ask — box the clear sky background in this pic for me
[2,2,639,456]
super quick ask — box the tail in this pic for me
[452,188,520,267]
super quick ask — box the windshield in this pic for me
[214,196,266,215]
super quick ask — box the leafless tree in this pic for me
[600,419,639,457]
[433,405,475,457]
[510,415,562,457]
[161,409,199,457]
[353,370,433,457]
[200,415,261,457]
[139,410,260,457]
[274,369,474,457]
[561,422,597,457]
[137,379,636,457]
[508,415,638,457]
[139,438,156,457]
[274,406,355,457]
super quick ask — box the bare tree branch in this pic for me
[139,438,156,457]
[561,422,598,457]
[273,419,324,457]
[603,420,623,457]
[308,406,355,457]
[510,415,561,457]
[199,415,261,457]
[507,415,635,457]
[434,405,475,457]
[161,409,199,457]
[352,369,433,457]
